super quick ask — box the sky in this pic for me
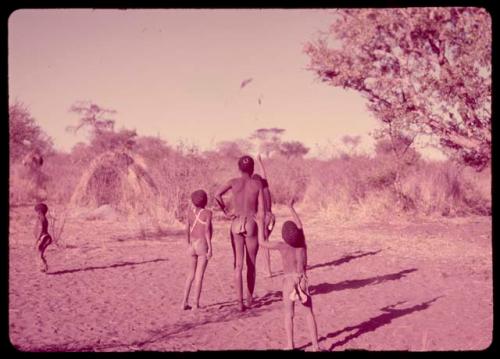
[8,9,446,159]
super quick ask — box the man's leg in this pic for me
[232,233,246,311]
[244,220,259,306]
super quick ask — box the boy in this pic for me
[258,198,320,351]
[181,189,213,310]
[34,203,53,273]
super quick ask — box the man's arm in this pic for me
[215,179,232,215]
[257,185,265,243]
[288,198,303,229]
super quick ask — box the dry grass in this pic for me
[9,142,491,226]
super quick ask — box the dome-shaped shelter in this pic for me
[70,151,168,223]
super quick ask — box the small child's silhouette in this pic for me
[34,203,53,273]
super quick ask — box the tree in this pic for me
[279,141,310,159]
[216,139,254,159]
[341,135,362,155]
[304,8,491,171]
[249,128,286,157]
[9,102,53,162]
[68,101,137,153]
[67,101,116,135]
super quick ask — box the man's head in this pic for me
[281,220,305,248]
[34,203,48,216]
[191,189,208,209]
[238,155,254,175]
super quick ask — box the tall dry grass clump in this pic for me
[302,154,491,222]
[10,151,49,205]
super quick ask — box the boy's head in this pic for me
[238,155,254,175]
[191,190,208,209]
[34,203,48,215]
[282,220,305,248]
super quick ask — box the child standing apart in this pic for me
[181,190,213,310]
[34,203,53,273]
[258,198,320,351]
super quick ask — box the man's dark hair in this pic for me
[238,155,254,175]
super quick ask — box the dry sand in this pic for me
[9,205,492,351]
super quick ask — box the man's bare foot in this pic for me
[246,295,253,308]
[181,304,192,310]
[238,301,246,312]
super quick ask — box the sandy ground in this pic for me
[9,205,492,351]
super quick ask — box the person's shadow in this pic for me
[307,250,382,271]
[298,296,443,351]
[309,268,417,296]
[46,258,168,275]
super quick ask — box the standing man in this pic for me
[216,155,265,311]
[252,154,275,278]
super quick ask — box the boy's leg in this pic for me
[263,227,272,277]
[305,305,320,351]
[193,256,208,308]
[181,254,197,309]
[283,284,295,349]
[38,238,51,272]
[39,249,48,272]
[232,233,246,311]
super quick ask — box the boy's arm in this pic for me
[205,210,213,258]
[186,212,191,245]
[259,239,284,250]
[288,198,303,229]
[33,218,40,239]
[215,180,232,216]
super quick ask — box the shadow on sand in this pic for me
[309,268,418,296]
[298,296,443,351]
[307,250,382,271]
[47,258,169,275]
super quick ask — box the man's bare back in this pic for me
[229,177,262,217]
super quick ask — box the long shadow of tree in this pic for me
[307,250,382,271]
[309,268,418,296]
[47,258,168,275]
[298,296,443,351]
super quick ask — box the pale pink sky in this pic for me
[8,9,444,159]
